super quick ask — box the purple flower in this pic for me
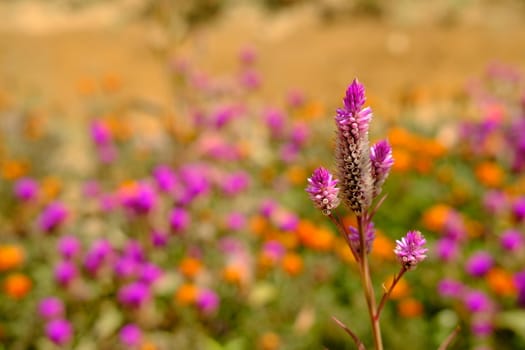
[437,278,464,298]
[153,165,178,193]
[221,171,250,196]
[97,143,117,164]
[38,201,69,233]
[239,69,261,89]
[512,197,525,222]
[500,229,523,251]
[90,120,111,146]
[370,140,393,197]
[38,297,64,320]
[287,89,306,108]
[275,211,299,231]
[82,180,101,198]
[279,143,300,163]
[45,319,72,345]
[435,238,458,262]
[264,108,285,137]
[260,199,277,218]
[483,190,507,214]
[443,212,466,241]
[150,229,169,247]
[84,239,113,275]
[54,260,77,286]
[226,212,246,231]
[139,262,163,285]
[14,177,38,202]
[197,289,220,314]
[465,251,493,277]
[120,324,142,346]
[178,164,210,202]
[239,46,257,65]
[394,230,428,270]
[335,79,373,215]
[471,316,493,337]
[290,122,309,146]
[57,235,81,260]
[464,290,492,313]
[306,167,340,215]
[114,257,139,279]
[514,271,525,307]
[348,222,375,254]
[118,282,150,308]
[123,240,144,262]
[170,207,190,233]
[120,182,157,215]
[262,241,286,261]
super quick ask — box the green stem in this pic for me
[358,215,383,350]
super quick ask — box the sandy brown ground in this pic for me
[0,2,524,118]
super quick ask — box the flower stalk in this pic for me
[306,78,430,350]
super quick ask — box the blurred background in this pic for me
[2,1,525,350]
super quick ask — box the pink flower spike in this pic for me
[394,230,428,270]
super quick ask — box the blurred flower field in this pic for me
[2,1,525,350]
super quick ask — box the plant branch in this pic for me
[375,266,407,321]
[437,326,461,350]
[331,316,366,350]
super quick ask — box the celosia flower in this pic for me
[139,262,163,285]
[500,229,523,251]
[394,230,428,270]
[120,182,157,215]
[348,222,375,254]
[370,140,393,197]
[38,297,64,320]
[306,167,340,215]
[38,201,68,233]
[335,79,373,215]
[464,290,492,313]
[435,238,458,262]
[170,207,190,233]
[221,171,250,196]
[153,165,178,193]
[118,282,150,308]
[512,197,525,222]
[150,229,168,247]
[120,324,142,347]
[57,235,80,260]
[90,120,111,146]
[54,260,77,286]
[437,278,464,298]
[197,289,220,314]
[45,319,72,346]
[14,177,38,202]
[465,251,493,277]
[226,212,246,231]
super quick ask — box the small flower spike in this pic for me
[335,79,373,215]
[349,222,376,255]
[394,230,428,270]
[370,140,394,197]
[306,167,341,215]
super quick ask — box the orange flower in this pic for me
[222,265,244,285]
[388,127,413,148]
[101,73,122,93]
[174,284,199,305]
[475,161,504,188]
[41,176,62,201]
[258,332,281,350]
[397,298,423,318]
[281,253,303,276]
[3,273,32,299]
[178,257,203,279]
[140,342,158,350]
[391,149,411,173]
[297,100,324,121]
[0,245,25,271]
[421,204,452,232]
[1,159,28,180]
[286,166,307,186]
[250,216,268,236]
[371,232,396,261]
[487,268,516,296]
[76,77,97,96]
[384,276,410,300]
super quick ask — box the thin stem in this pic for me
[437,326,461,350]
[357,215,383,350]
[375,267,407,321]
[332,316,366,350]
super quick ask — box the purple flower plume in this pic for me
[335,79,373,215]
[394,230,428,270]
[306,167,340,215]
[370,140,393,197]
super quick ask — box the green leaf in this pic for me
[496,311,525,338]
